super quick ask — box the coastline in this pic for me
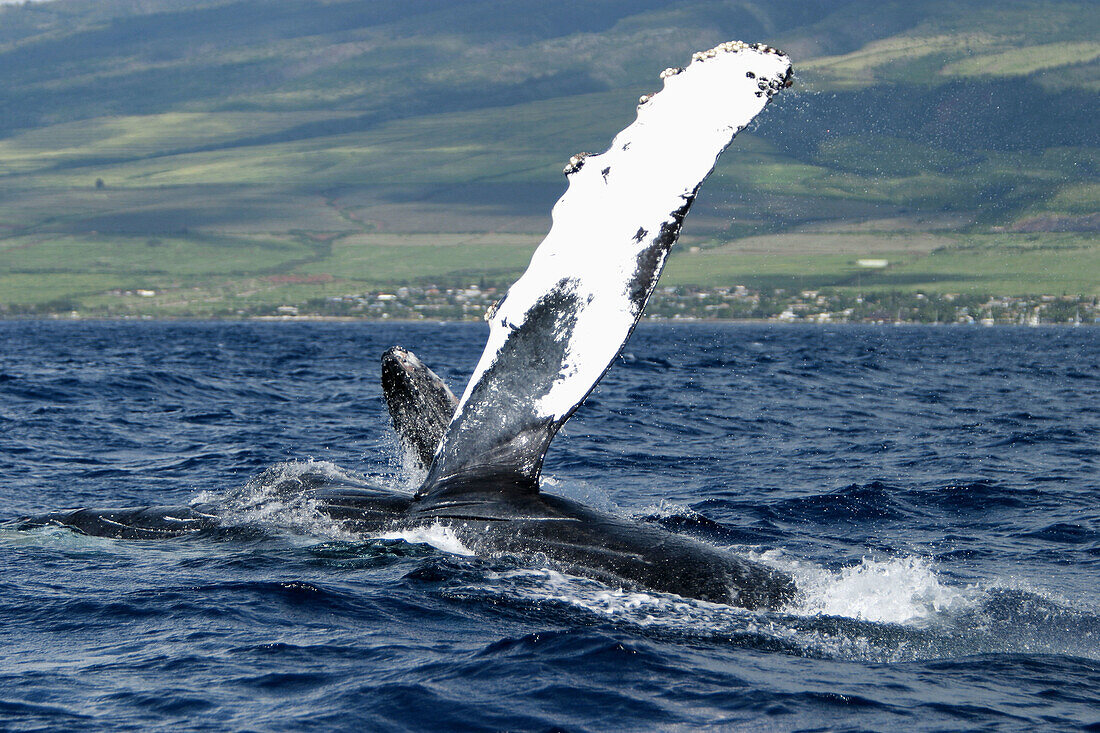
[7,285,1094,326]
[0,314,1093,326]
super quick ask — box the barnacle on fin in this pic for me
[563,152,591,176]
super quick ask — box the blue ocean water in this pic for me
[1,320,1097,731]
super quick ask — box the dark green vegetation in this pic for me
[0,0,1096,317]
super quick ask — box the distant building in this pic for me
[856,259,889,269]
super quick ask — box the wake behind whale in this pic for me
[20,41,797,609]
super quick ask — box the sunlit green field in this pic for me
[665,233,1099,294]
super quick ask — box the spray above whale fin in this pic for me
[381,346,459,471]
[418,42,793,501]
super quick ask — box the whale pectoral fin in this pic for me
[381,346,459,470]
[417,42,793,502]
[18,506,217,539]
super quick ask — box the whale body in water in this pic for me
[21,41,796,609]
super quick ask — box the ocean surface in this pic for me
[1,320,1097,732]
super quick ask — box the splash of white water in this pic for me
[758,551,971,625]
[380,524,474,556]
[196,459,378,542]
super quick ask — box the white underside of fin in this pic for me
[510,46,790,420]
[424,42,792,490]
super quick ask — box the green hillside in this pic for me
[0,0,1096,317]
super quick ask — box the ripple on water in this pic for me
[1,322,1098,730]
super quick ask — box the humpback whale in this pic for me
[21,41,797,609]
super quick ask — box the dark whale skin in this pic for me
[18,482,795,611]
[306,474,795,610]
[381,346,458,470]
[415,492,794,610]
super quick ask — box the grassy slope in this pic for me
[0,0,1096,312]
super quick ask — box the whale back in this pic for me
[418,42,793,501]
